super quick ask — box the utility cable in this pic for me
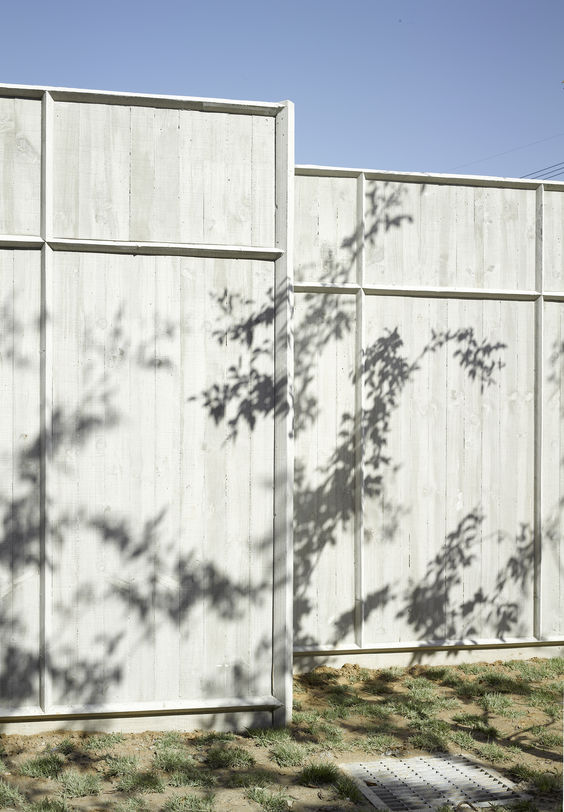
[449,132,564,171]
[522,160,564,179]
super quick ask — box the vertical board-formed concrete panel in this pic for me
[0,249,41,709]
[294,169,550,661]
[542,302,564,637]
[363,181,536,290]
[544,191,564,293]
[0,99,41,235]
[294,292,356,647]
[48,252,274,708]
[361,296,534,644]
[52,102,275,245]
[0,84,289,729]
[295,175,358,284]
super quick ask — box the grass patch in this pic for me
[162,795,215,812]
[335,772,364,803]
[154,731,185,749]
[205,745,255,769]
[0,778,26,808]
[297,762,363,803]
[530,726,561,749]
[409,730,449,752]
[480,692,515,716]
[114,800,150,812]
[245,727,291,744]
[477,670,530,694]
[54,739,75,756]
[452,713,499,739]
[27,801,71,811]
[153,748,194,773]
[450,730,476,750]
[245,786,291,811]
[378,666,403,682]
[362,733,402,753]
[103,753,138,777]
[510,763,563,794]
[168,765,217,789]
[83,732,124,751]
[225,768,273,789]
[58,769,101,797]
[298,761,340,786]
[193,732,235,746]
[474,741,512,762]
[19,753,64,779]
[115,770,165,793]
[268,740,307,767]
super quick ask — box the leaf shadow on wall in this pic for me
[0,296,274,726]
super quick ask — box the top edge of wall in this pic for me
[295,163,564,191]
[0,82,288,116]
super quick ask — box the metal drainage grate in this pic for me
[340,754,528,810]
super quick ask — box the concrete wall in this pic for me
[1,83,563,730]
[0,85,293,731]
[293,167,564,668]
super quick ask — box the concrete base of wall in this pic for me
[0,709,273,736]
[293,643,564,673]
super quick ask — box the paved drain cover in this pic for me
[341,754,528,810]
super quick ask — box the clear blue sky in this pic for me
[1,0,563,179]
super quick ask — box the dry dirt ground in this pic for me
[0,657,562,811]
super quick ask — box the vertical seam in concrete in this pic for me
[533,183,544,639]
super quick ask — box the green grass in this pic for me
[205,745,255,769]
[154,732,185,749]
[103,753,138,777]
[19,754,65,779]
[409,730,450,752]
[54,739,75,756]
[480,692,515,716]
[83,732,124,751]
[26,801,71,811]
[225,769,274,789]
[58,769,101,797]
[153,748,195,773]
[452,713,499,739]
[115,770,165,793]
[510,763,563,794]
[530,726,562,749]
[114,800,150,812]
[474,741,513,762]
[450,730,476,750]
[268,740,307,767]
[296,763,363,803]
[457,662,488,675]
[362,733,402,753]
[168,765,217,789]
[335,772,364,803]
[245,728,291,744]
[162,795,215,812]
[297,762,340,786]
[477,670,530,694]
[193,732,235,746]
[0,778,26,808]
[245,787,291,811]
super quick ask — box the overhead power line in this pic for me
[534,168,564,181]
[522,160,564,179]
[450,132,564,171]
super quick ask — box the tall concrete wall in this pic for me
[1,83,563,730]
[0,84,293,731]
[293,167,564,667]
